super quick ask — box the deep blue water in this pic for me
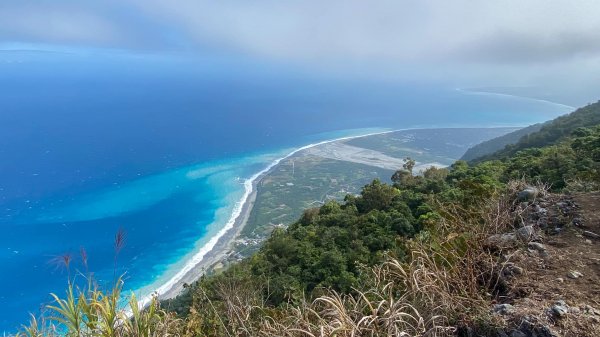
[0,50,571,331]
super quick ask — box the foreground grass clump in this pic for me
[18,231,183,337]
[19,280,181,337]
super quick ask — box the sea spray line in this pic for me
[455,87,575,110]
[136,129,395,308]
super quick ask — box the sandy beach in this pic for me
[158,177,261,300]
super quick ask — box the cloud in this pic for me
[3,1,599,63]
[0,1,173,49]
[1,0,599,90]
[127,0,600,65]
[456,30,600,64]
[1,2,106,46]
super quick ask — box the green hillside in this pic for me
[460,123,544,161]
[468,100,600,163]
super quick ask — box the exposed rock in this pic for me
[502,263,524,278]
[541,325,559,337]
[528,242,546,251]
[510,265,524,275]
[486,233,518,249]
[556,198,578,215]
[493,303,514,315]
[567,271,583,279]
[496,330,510,337]
[550,300,569,318]
[517,187,539,202]
[538,216,549,229]
[584,305,600,315]
[516,225,535,242]
[510,331,526,337]
[518,317,559,337]
[555,277,564,283]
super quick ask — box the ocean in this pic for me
[0,50,571,331]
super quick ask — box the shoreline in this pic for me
[455,87,575,110]
[148,126,523,303]
[158,177,261,300]
[150,129,398,303]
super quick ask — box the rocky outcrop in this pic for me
[484,191,600,336]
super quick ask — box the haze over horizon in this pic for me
[2,0,600,105]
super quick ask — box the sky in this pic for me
[1,0,599,104]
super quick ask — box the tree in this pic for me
[391,169,411,185]
[403,157,416,174]
[356,179,400,213]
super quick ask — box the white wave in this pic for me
[136,129,394,308]
[455,87,575,110]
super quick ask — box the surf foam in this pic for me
[137,129,394,307]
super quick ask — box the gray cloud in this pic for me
[0,1,174,49]
[455,30,600,64]
[126,0,600,64]
[2,1,599,63]
[1,0,600,93]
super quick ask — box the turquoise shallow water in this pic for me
[0,127,389,331]
[0,148,284,329]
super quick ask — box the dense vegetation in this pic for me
[469,100,600,163]
[20,102,600,336]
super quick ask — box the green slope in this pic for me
[460,123,544,161]
[468,100,600,163]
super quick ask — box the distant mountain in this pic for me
[467,100,600,163]
[460,123,544,161]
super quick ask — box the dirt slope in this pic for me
[494,192,600,337]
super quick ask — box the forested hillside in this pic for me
[468,100,600,163]
[460,123,544,161]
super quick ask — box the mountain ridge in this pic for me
[464,100,600,163]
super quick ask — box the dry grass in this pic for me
[257,254,456,336]
[180,182,545,337]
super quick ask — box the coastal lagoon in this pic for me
[0,50,571,330]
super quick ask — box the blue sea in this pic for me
[0,50,571,331]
